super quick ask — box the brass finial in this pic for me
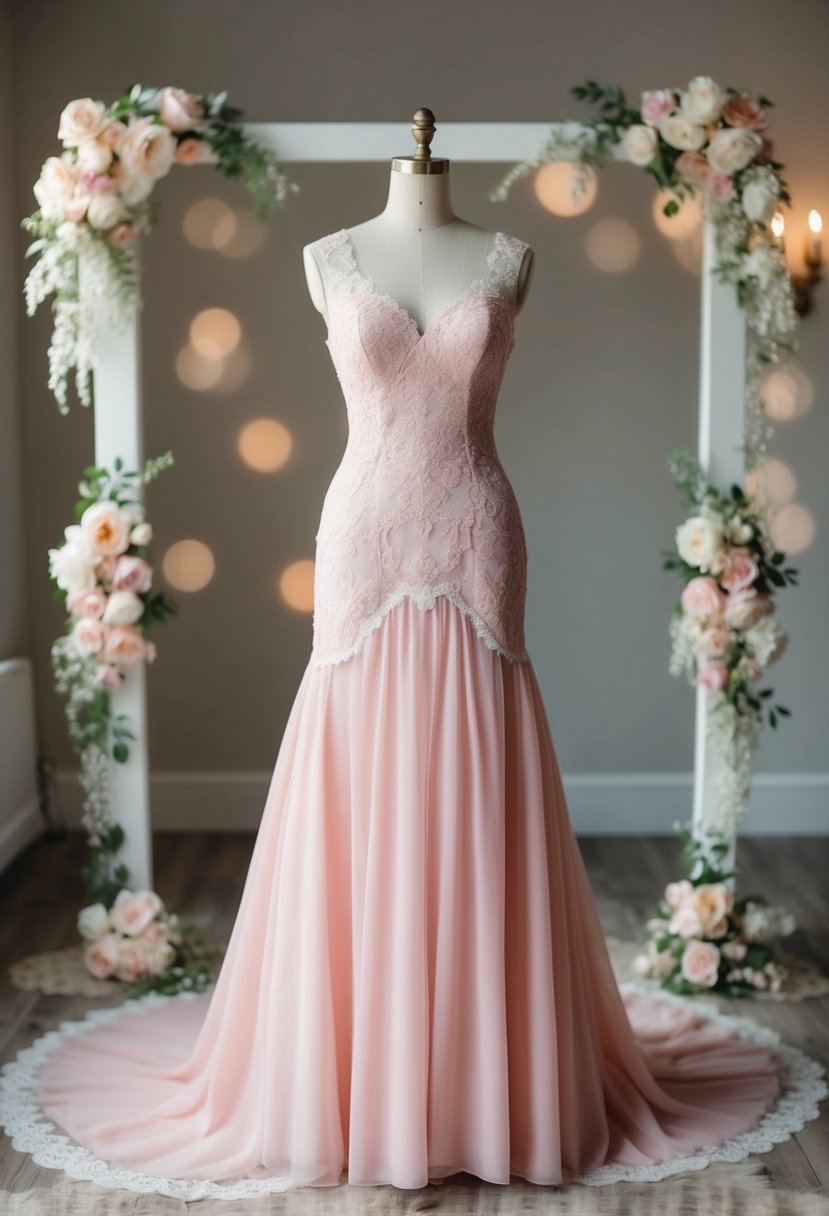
[392,107,449,175]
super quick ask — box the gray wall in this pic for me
[6,0,829,824]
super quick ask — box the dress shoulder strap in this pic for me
[314,228,361,295]
[481,231,532,305]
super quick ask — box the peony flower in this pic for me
[57,97,108,146]
[102,589,145,626]
[696,661,729,692]
[675,150,711,189]
[84,932,121,979]
[724,590,773,630]
[48,544,97,595]
[622,124,659,166]
[113,554,153,594]
[640,89,675,127]
[676,515,724,570]
[80,501,132,557]
[681,939,721,988]
[71,615,106,656]
[110,888,164,937]
[86,192,128,230]
[118,116,177,180]
[722,95,768,131]
[658,113,707,152]
[681,576,726,620]
[174,137,207,165]
[67,586,107,618]
[77,902,111,940]
[708,172,736,202]
[719,551,758,593]
[680,76,725,125]
[699,623,731,659]
[159,87,204,133]
[130,521,153,545]
[706,127,764,176]
[102,624,150,665]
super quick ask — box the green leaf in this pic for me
[113,741,129,763]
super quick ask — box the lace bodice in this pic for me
[309,226,532,667]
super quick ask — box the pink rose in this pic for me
[719,550,758,593]
[140,920,166,944]
[146,940,176,976]
[102,624,149,665]
[722,95,768,131]
[159,87,204,134]
[699,624,730,659]
[96,662,121,689]
[113,554,153,594]
[689,883,733,935]
[67,586,107,618]
[110,888,164,936]
[697,662,729,692]
[724,590,773,630]
[670,903,702,938]
[71,616,106,656]
[708,172,736,202]
[84,932,120,979]
[174,137,207,165]
[681,939,721,988]
[113,939,152,983]
[641,89,675,127]
[675,150,711,188]
[681,576,726,620]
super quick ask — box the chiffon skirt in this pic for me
[31,595,783,1191]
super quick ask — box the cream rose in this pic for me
[77,140,113,173]
[118,116,177,180]
[676,515,724,570]
[113,939,152,983]
[77,902,111,940]
[80,501,132,557]
[622,124,659,167]
[71,616,106,656]
[103,624,149,665]
[670,903,702,939]
[658,113,707,152]
[102,589,145,626]
[86,191,128,230]
[689,883,733,936]
[33,155,79,220]
[110,888,164,937]
[680,939,721,988]
[58,98,108,146]
[680,76,725,125]
[84,932,121,979]
[707,127,764,177]
[159,87,204,133]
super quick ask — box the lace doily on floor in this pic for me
[0,983,825,1200]
[606,936,829,1003]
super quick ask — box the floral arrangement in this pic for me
[78,889,219,998]
[24,86,299,412]
[633,824,795,996]
[490,75,799,468]
[47,452,214,994]
[665,445,797,830]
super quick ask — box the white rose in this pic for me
[130,521,153,545]
[741,170,780,223]
[58,98,108,146]
[102,589,145,626]
[658,113,707,152]
[118,116,176,180]
[680,76,725,125]
[622,124,659,167]
[86,192,128,230]
[33,155,79,220]
[77,902,111,940]
[77,140,113,173]
[48,544,97,594]
[707,127,764,177]
[676,515,724,570]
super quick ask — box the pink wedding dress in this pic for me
[1,226,824,1200]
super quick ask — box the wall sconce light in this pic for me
[773,209,823,317]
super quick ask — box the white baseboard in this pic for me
[54,769,829,835]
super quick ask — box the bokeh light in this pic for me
[761,365,814,421]
[278,560,315,612]
[745,457,797,509]
[534,162,597,216]
[175,344,224,390]
[652,189,703,240]
[671,230,703,274]
[217,210,267,259]
[769,503,816,554]
[162,540,216,591]
[584,218,641,272]
[182,199,235,250]
[190,308,242,359]
[238,418,294,472]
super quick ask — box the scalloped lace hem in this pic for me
[0,982,825,1199]
[310,583,530,668]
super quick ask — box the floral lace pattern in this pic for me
[309,226,532,668]
[0,982,824,1200]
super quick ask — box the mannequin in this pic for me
[303,108,535,331]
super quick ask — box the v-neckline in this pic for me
[337,227,505,342]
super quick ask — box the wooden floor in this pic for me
[0,830,827,1207]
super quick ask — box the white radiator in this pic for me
[0,656,42,873]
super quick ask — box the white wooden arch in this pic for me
[81,122,745,890]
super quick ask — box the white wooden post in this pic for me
[79,252,153,891]
[692,216,747,875]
